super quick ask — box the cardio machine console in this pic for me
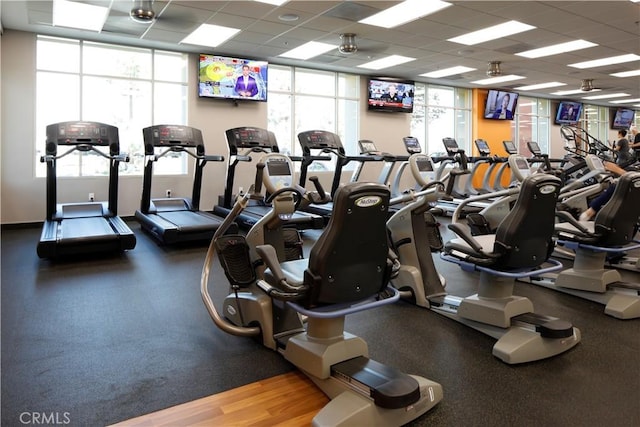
[508,155,531,182]
[503,140,517,155]
[225,127,278,154]
[442,137,461,156]
[262,154,295,195]
[527,141,542,156]
[402,136,422,154]
[47,121,116,146]
[358,139,378,154]
[143,125,203,151]
[474,139,491,156]
[410,154,436,186]
[585,154,606,172]
[297,130,344,151]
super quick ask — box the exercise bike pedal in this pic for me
[512,313,574,339]
[215,235,256,287]
[331,356,421,409]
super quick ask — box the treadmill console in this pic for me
[359,140,378,154]
[47,121,117,147]
[503,140,517,154]
[403,137,422,154]
[475,139,491,156]
[225,127,278,155]
[297,130,344,151]
[143,125,203,153]
[442,137,460,155]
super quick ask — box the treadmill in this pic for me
[37,121,136,259]
[135,124,232,244]
[213,126,324,230]
[297,130,385,221]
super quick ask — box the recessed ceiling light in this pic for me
[359,0,452,29]
[471,75,526,85]
[610,98,640,104]
[53,0,109,32]
[552,88,601,96]
[181,24,241,48]
[279,41,337,60]
[420,66,476,78]
[611,69,640,78]
[253,0,288,5]
[569,54,640,69]
[514,82,567,91]
[582,93,630,100]
[448,20,536,46]
[516,40,597,58]
[357,55,416,70]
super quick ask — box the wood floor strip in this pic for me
[109,371,329,427]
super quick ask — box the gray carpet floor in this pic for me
[2,220,639,426]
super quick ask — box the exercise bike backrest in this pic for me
[306,182,392,307]
[593,171,640,247]
[493,174,561,269]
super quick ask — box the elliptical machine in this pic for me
[386,154,581,364]
[201,153,443,426]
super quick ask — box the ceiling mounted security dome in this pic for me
[486,61,502,77]
[338,33,358,54]
[131,0,155,23]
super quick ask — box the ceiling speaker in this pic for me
[131,0,155,23]
[486,61,502,77]
[581,79,594,91]
[339,33,358,54]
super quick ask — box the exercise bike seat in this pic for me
[556,172,640,247]
[445,174,562,270]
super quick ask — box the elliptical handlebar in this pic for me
[200,188,262,338]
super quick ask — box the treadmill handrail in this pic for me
[41,144,129,163]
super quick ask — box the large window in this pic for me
[267,65,360,170]
[35,36,188,177]
[410,84,472,155]
[513,97,551,154]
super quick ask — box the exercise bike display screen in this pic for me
[266,160,292,190]
[442,138,459,155]
[416,159,434,172]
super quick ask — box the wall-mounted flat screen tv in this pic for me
[367,77,415,113]
[611,108,636,130]
[555,101,583,125]
[198,54,268,102]
[483,89,518,120]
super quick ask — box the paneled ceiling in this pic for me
[2,1,639,105]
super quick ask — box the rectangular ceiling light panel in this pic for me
[181,24,242,48]
[569,54,640,69]
[516,40,597,58]
[279,41,337,60]
[358,55,416,70]
[448,20,536,45]
[53,0,109,32]
[420,66,476,78]
[359,0,452,28]
[471,74,526,85]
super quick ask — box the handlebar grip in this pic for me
[309,176,326,199]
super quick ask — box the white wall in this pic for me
[0,30,412,224]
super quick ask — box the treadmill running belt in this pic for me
[60,217,117,240]
[157,211,222,231]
